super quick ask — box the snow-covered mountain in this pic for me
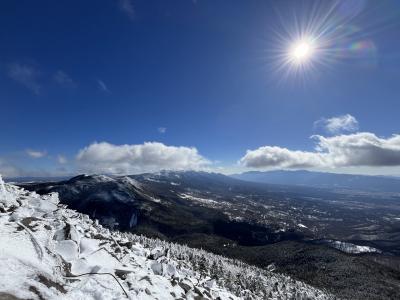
[0,175,334,299]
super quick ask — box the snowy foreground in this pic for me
[0,176,334,299]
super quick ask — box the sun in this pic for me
[269,1,377,82]
[289,40,315,64]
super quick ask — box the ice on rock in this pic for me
[151,261,163,275]
[55,240,79,262]
[164,263,178,277]
[149,246,166,260]
[0,175,17,208]
[205,279,216,289]
[79,238,101,256]
[9,206,35,221]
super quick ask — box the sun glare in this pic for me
[268,0,381,84]
[290,40,314,63]
[270,2,363,82]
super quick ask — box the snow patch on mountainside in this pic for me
[179,193,219,205]
[325,240,382,254]
[0,175,334,299]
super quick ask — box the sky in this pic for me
[1,0,400,177]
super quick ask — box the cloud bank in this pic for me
[76,141,210,174]
[240,132,400,169]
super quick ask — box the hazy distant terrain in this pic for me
[232,170,400,193]
[20,171,400,299]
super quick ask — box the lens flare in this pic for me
[266,0,385,84]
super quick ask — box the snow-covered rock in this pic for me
[0,174,18,208]
[0,176,335,299]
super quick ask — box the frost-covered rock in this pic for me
[0,175,17,208]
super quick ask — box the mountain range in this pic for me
[18,170,400,299]
[231,170,400,193]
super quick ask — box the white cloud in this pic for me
[76,141,210,174]
[97,79,110,93]
[26,149,47,159]
[315,133,400,167]
[118,0,135,20]
[158,127,167,134]
[8,63,41,94]
[315,114,359,134]
[240,146,324,169]
[57,155,67,164]
[240,132,400,169]
[54,70,76,87]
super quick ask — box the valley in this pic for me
[19,171,400,299]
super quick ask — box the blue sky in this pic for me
[1,0,400,177]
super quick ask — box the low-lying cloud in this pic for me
[76,141,210,174]
[240,132,400,169]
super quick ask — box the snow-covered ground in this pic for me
[325,240,381,254]
[179,193,219,205]
[298,223,308,229]
[0,175,334,299]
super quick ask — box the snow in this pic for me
[144,195,161,203]
[326,240,381,254]
[0,175,17,208]
[121,177,161,204]
[121,176,143,190]
[129,212,138,228]
[92,175,115,183]
[144,177,162,183]
[179,193,219,205]
[0,175,335,300]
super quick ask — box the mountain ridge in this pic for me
[231,170,400,193]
